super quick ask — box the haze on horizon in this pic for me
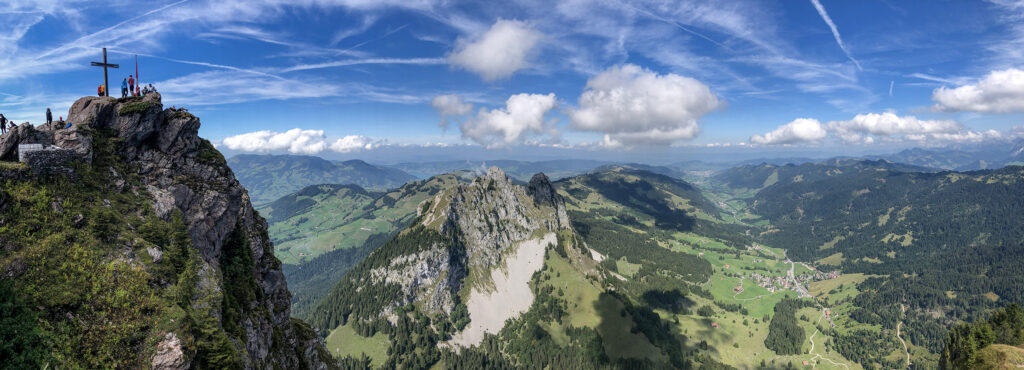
[2,0,1024,163]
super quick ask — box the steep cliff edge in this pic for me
[0,94,333,369]
[306,166,605,366]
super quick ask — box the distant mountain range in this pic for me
[227,154,417,205]
[389,159,610,181]
[870,139,1024,171]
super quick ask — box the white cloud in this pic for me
[750,112,1009,146]
[931,68,1024,113]
[222,129,386,154]
[828,112,960,143]
[750,118,827,145]
[460,93,557,148]
[448,19,542,81]
[568,64,721,147]
[926,129,1001,143]
[222,128,327,154]
[330,135,382,152]
[430,94,472,129]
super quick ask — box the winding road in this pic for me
[806,310,851,370]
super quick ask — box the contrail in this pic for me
[607,0,730,50]
[809,0,862,71]
[108,49,286,80]
[889,80,894,96]
[36,0,191,59]
[283,57,446,73]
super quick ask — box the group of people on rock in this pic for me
[0,108,70,136]
[96,74,156,97]
[0,113,17,135]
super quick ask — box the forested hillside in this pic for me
[940,304,1024,369]
[228,154,415,205]
[721,159,1024,367]
[259,173,464,264]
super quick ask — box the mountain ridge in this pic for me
[0,94,333,369]
[228,154,416,205]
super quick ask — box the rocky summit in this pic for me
[306,166,601,359]
[0,94,333,369]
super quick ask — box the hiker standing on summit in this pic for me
[0,114,7,135]
[121,78,128,98]
[128,75,135,96]
[46,108,52,126]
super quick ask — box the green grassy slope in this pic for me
[228,154,416,205]
[0,130,242,368]
[260,173,464,264]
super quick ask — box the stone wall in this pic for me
[22,147,80,177]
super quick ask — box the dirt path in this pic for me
[897,304,910,368]
[806,310,851,370]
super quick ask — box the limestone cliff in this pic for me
[308,166,589,341]
[0,94,333,369]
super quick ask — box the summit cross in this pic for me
[90,47,119,97]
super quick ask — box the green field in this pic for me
[809,273,873,303]
[263,174,462,263]
[539,252,666,361]
[325,323,390,367]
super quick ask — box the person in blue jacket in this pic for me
[121,78,128,98]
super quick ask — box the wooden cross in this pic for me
[90,47,119,96]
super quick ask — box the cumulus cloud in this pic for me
[430,94,473,129]
[330,135,383,152]
[222,128,328,154]
[925,129,1001,143]
[222,129,381,154]
[568,64,721,147]
[932,68,1024,113]
[828,112,960,143]
[460,93,557,148]
[448,19,542,81]
[750,118,827,145]
[748,112,998,145]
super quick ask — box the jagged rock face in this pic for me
[443,167,554,272]
[527,172,571,229]
[6,94,332,369]
[378,167,571,314]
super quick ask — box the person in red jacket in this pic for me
[128,75,135,96]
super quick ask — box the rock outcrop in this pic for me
[377,167,572,314]
[1,94,333,369]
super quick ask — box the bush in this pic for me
[196,139,226,167]
[117,101,152,116]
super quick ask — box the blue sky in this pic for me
[2,0,1024,163]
